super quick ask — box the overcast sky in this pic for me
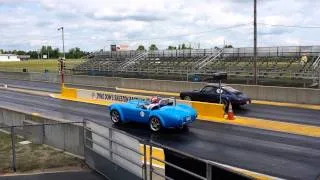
[1,0,320,51]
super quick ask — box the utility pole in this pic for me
[58,27,65,59]
[58,27,65,88]
[253,0,258,84]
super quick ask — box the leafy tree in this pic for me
[66,47,85,59]
[149,44,158,51]
[50,48,60,58]
[27,51,39,59]
[178,45,181,50]
[181,43,186,50]
[224,44,233,48]
[16,50,26,55]
[167,46,176,50]
[137,45,145,51]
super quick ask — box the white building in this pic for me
[0,54,20,62]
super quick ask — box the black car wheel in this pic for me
[179,125,189,132]
[222,100,229,111]
[149,117,161,132]
[110,110,121,124]
[183,96,192,101]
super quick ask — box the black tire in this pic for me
[179,125,189,132]
[233,104,241,109]
[183,96,192,101]
[149,117,162,132]
[110,110,121,124]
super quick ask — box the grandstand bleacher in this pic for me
[73,46,320,87]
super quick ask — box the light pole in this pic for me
[57,27,65,88]
[57,27,65,59]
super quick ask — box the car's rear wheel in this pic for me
[222,100,229,112]
[110,110,121,124]
[149,117,161,132]
[183,96,192,101]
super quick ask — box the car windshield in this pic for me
[222,86,241,94]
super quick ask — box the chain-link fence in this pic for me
[0,122,84,174]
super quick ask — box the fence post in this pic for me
[83,119,86,161]
[143,144,147,180]
[63,123,66,151]
[11,126,16,172]
[206,163,212,180]
[149,145,153,180]
[109,128,113,160]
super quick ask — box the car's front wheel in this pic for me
[149,117,162,132]
[110,110,121,124]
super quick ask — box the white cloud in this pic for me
[0,0,320,51]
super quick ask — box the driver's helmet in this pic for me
[150,96,160,104]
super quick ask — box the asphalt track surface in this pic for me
[1,78,320,126]
[0,89,319,179]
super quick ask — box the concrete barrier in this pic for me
[191,101,225,120]
[1,71,319,104]
[72,87,226,121]
[61,86,77,98]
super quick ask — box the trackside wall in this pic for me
[0,71,319,104]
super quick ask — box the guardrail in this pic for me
[149,141,254,180]
[84,119,253,180]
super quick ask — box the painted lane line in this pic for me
[252,100,320,111]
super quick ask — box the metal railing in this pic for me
[312,54,320,70]
[84,119,147,179]
[118,52,148,71]
[93,46,320,58]
[196,49,224,69]
[83,119,254,180]
[149,141,253,180]
[0,121,84,173]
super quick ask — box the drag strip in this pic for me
[1,79,320,126]
[0,89,319,179]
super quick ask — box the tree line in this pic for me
[136,44,233,51]
[0,46,90,59]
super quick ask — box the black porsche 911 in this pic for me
[180,84,251,107]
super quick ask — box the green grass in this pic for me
[0,131,84,174]
[0,59,85,73]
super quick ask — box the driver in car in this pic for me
[147,96,161,110]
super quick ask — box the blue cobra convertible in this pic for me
[108,98,197,132]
